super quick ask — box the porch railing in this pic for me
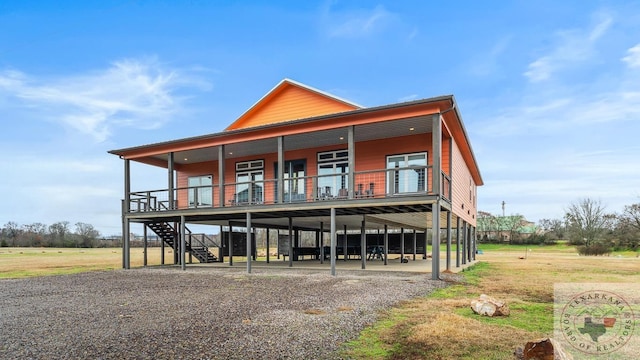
[128,165,453,212]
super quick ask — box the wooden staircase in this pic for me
[147,221,218,263]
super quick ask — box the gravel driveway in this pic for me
[0,267,445,359]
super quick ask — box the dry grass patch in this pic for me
[303,308,327,315]
[342,246,640,359]
[337,306,354,312]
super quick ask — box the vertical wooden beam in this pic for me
[383,224,388,266]
[432,114,442,196]
[319,221,325,264]
[143,225,148,267]
[277,136,285,203]
[168,152,174,209]
[400,227,405,263]
[360,216,366,269]
[229,223,233,266]
[347,126,355,198]
[266,227,270,264]
[288,217,293,267]
[343,225,348,261]
[219,225,224,263]
[431,202,441,280]
[180,215,186,271]
[472,226,477,261]
[455,216,461,268]
[246,212,252,274]
[123,159,130,270]
[462,221,468,265]
[218,146,225,206]
[446,211,452,272]
[412,229,417,261]
[330,208,336,276]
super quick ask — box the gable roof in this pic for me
[225,78,362,131]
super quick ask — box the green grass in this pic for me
[456,301,553,334]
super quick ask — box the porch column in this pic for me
[347,126,355,198]
[143,225,148,267]
[462,221,467,265]
[343,225,347,261]
[228,223,233,266]
[161,226,165,265]
[446,211,452,272]
[180,215,186,271]
[277,136,285,203]
[123,159,130,270]
[400,228,405,263]
[288,217,293,267]
[383,224,389,266]
[219,225,224,263]
[218,146,225,206]
[472,226,477,261]
[412,229,417,261]
[455,216,461,268]
[432,114,442,196]
[319,221,325,264]
[168,152,174,209]
[246,212,252,274]
[330,208,336,276]
[431,202,441,280]
[266,227,270,264]
[468,224,473,263]
[360,216,366,269]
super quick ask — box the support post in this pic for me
[123,159,131,269]
[432,113,442,196]
[462,221,467,265]
[412,229,417,261]
[347,125,355,198]
[288,217,293,267]
[343,225,347,261]
[229,223,233,266]
[277,137,285,203]
[330,208,336,276]
[400,227,405,263]
[168,152,174,209]
[431,202,441,280]
[360,216,366,269]
[180,215,186,271]
[455,216,461,268]
[383,224,388,266]
[246,212,252,274]
[446,211,452,272]
[218,146,225,206]
[266,227,270,264]
[143,225,148,267]
[319,221,325,264]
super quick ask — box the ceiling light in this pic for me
[339,136,344,140]
[409,127,415,131]
[184,158,188,161]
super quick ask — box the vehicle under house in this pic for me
[109,79,483,279]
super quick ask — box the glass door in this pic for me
[236,170,264,204]
[386,153,427,194]
[277,160,306,202]
[188,175,212,207]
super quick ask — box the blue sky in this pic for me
[1,1,639,236]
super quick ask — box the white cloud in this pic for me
[0,58,210,142]
[524,14,612,82]
[622,43,640,68]
[322,4,393,38]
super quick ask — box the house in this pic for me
[476,213,539,242]
[109,79,483,278]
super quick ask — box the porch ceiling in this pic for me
[150,115,434,166]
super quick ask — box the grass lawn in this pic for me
[341,244,640,360]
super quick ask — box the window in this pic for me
[235,160,264,204]
[317,150,349,198]
[188,175,212,208]
[275,159,306,202]
[386,153,427,194]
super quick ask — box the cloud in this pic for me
[622,43,640,68]
[523,13,612,82]
[321,4,393,38]
[0,58,210,142]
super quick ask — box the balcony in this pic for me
[128,166,452,213]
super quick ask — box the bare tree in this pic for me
[564,198,613,246]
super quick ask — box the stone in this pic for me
[516,338,573,360]
[470,294,510,316]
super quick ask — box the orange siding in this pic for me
[451,138,477,226]
[227,84,358,130]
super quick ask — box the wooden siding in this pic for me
[226,83,359,131]
[451,138,477,226]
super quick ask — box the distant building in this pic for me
[476,212,539,242]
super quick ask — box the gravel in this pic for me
[0,267,446,359]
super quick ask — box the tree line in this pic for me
[0,221,115,248]
[474,198,639,255]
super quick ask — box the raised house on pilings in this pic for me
[109,79,483,278]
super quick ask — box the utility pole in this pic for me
[501,201,506,217]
